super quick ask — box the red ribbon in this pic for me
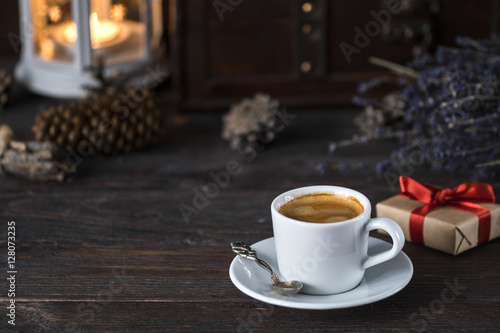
[399,176,496,246]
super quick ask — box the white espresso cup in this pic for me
[271,185,405,295]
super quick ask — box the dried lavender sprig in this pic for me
[464,127,497,132]
[327,35,500,179]
[328,130,407,155]
[453,142,500,157]
[357,76,409,94]
[475,160,500,168]
[318,161,375,175]
[451,113,499,126]
[438,45,500,60]
[439,95,500,108]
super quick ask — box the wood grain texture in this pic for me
[0,90,499,332]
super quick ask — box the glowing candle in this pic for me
[62,12,120,47]
[89,12,120,46]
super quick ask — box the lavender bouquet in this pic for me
[324,35,500,180]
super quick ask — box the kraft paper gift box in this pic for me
[375,176,500,255]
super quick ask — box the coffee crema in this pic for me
[278,192,364,223]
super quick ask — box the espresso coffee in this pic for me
[278,192,364,223]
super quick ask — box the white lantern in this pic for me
[15,0,163,98]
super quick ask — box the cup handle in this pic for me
[362,217,405,270]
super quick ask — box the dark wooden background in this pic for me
[171,0,499,109]
[0,3,499,330]
[2,0,499,110]
[0,88,499,331]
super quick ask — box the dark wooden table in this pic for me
[1,89,499,332]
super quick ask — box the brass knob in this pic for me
[302,2,313,13]
[300,61,312,73]
[301,24,312,35]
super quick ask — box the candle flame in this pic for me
[90,12,99,28]
[89,12,120,47]
[62,12,121,47]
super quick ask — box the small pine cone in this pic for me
[33,88,165,156]
[0,69,14,112]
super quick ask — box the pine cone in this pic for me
[33,88,165,156]
[0,69,14,112]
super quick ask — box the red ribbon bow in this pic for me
[399,176,496,246]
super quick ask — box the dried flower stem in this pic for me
[440,45,500,61]
[453,114,499,126]
[336,131,405,149]
[475,160,500,168]
[368,56,420,80]
[453,142,500,157]
[464,127,496,132]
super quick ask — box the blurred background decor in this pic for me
[0,124,76,181]
[167,0,498,110]
[0,0,498,109]
[324,35,500,180]
[222,93,281,150]
[14,0,163,98]
[0,68,14,111]
[1,1,500,331]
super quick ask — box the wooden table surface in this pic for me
[1,91,499,333]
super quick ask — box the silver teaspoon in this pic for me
[231,241,303,295]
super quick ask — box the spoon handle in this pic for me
[231,241,280,284]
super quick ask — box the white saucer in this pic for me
[229,237,413,310]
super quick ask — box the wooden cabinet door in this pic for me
[170,0,496,110]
